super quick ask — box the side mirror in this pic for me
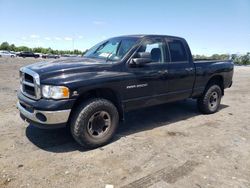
[129,52,152,67]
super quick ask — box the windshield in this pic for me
[83,37,138,61]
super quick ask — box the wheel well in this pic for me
[71,88,124,121]
[206,75,224,95]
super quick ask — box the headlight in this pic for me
[42,85,70,99]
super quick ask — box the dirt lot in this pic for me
[0,57,250,188]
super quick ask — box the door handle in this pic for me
[158,70,168,75]
[185,68,194,72]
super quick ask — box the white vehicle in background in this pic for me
[35,53,43,58]
[0,50,16,58]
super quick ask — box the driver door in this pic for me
[123,37,169,110]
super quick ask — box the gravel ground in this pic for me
[0,57,250,188]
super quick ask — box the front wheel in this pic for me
[197,84,222,114]
[70,98,119,149]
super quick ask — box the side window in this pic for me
[168,40,188,62]
[137,39,165,63]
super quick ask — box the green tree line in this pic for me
[1,41,249,65]
[193,53,250,65]
[0,42,86,55]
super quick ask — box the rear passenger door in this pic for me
[165,38,195,100]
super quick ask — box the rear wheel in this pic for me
[197,84,222,114]
[70,98,119,149]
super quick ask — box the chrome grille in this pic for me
[20,67,41,100]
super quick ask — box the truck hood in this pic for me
[24,57,124,86]
[26,57,114,79]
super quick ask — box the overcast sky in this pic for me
[0,0,249,55]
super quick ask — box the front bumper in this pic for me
[17,101,71,128]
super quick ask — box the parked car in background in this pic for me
[61,54,71,58]
[35,53,43,58]
[42,54,60,59]
[69,54,79,57]
[18,51,39,58]
[0,50,16,58]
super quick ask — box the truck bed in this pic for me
[191,59,234,98]
[194,59,232,64]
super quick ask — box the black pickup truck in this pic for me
[17,35,234,148]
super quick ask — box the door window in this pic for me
[168,40,188,62]
[137,39,165,63]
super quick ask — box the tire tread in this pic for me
[197,84,222,114]
[71,98,119,149]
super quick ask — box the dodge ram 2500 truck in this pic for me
[17,35,234,148]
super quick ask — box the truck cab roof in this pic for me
[117,34,185,40]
